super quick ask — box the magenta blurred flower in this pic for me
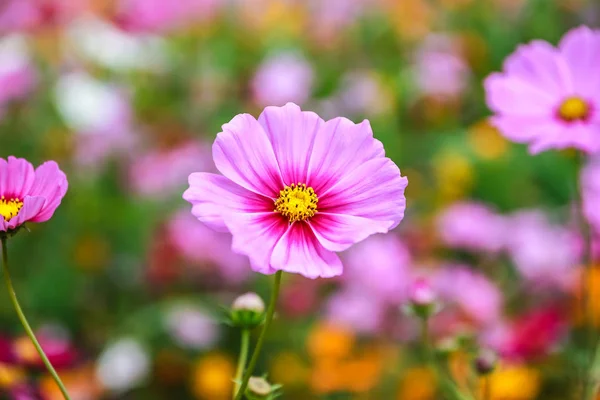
[325,289,386,334]
[433,266,502,325]
[0,0,86,32]
[183,103,408,279]
[14,326,77,369]
[342,234,412,303]
[164,304,219,350]
[0,156,68,233]
[414,34,470,99]
[409,278,437,306]
[0,35,36,114]
[114,0,222,33]
[130,142,212,199]
[251,52,314,107]
[54,72,134,168]
[582,159,600,234]
[506,210,580,290]
[485,26,600,154]
[436,201,507,253]
[167,209,250,284]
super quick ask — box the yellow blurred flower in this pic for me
[307,322,355,361]
[270,351,309,387]
[0,363,24,388]
[468,119,509,160]
[484,365,541,400]
[310,351,384,395]
[433,150,474,204]
[397,367,437,400]
[387,0,436,42]
[191,353,235,400]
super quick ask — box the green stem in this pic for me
[1,238,71,400]
[234,271,283,400]
[233,329,250,399]
[483,376,491,400]
[584,339,600,400]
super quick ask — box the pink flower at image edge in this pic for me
[0,156,68,232]
[183,103,408,279]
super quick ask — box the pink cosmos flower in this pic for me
[485,26,600,154]
[251,52,314,108]
[183,103,408,279]
[0,156,68,232]
[324,289,386,334]
[436,201,507,253]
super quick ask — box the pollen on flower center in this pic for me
[558,97,590,122]
[0,196,23,221]
[274,183,318,223]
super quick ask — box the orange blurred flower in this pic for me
[191,353,235,400]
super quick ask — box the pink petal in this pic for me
[559,26,600,99]
[309,213,391,252]
[7,196,45,229]
[489,115,554,143]
[257,103,324,185]
[4,157,34,199]
[484,73,557,117]
[213,113,283,197]
[307,117,384,194]
[28,162,68,223]
[223,212,288,275]
[183,173,271,232]
[270,222,342,279]
[503,41,572,96]
[529,122,600,154]
[318,157,408,228]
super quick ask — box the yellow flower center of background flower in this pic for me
[0,196,23,221]
[558,97,590,122]
[275,183,318,223]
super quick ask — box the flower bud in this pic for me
[245,376,282,400]
[230,293,266,329]
[404,278,440,319]
[473,349,497,376]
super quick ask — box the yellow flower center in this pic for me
[274,183,318,223]
[0,196,23,221]
[558,96,590,122]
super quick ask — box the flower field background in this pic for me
[0,0,599,399]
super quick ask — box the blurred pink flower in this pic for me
[485,26,600,154]
[183,103,408,279]
[114,0,223,33]
[582,159,600,234]
[251,52,314,107]
[436,201,507,253]
[0,0,87,32]
[130,141,212,199]
[307,0,375,43]
[409,278,437,306]
[336,71,390,117]
[506,210,580,290]
[0,35,36,114]
[54,72,134,168]
[342,234,412,303]
[414,34,470,99]
[325,289,385,334]
[0,156,68,232]
[164,304,219,350]
[433,266,502,325]
[167,209,250,284]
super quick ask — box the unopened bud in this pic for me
[245,376,282,400]
[404,278,439,319]
[231,293,265,329]
[473,349,497,376]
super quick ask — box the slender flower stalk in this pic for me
[1,238,71,400]
[235,271,283,400]
[483,376,491,400]
[233,329,250,399]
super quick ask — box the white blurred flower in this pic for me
[164,304,219,350]
[96,337,150,393]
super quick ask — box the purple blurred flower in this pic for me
[167,209,251,284]
[325,289,385,334]
[506,210,581,290]
[54,72,134,168]
[0,0,86,32]
[433,266,502,325]
[436,201,507,253]
[0,35,36,115]
[130,141,212,199]
[114,0,223,33]
[342,234,412,303]
[307,0,374,42]
[251,52,314,107]
[335,70,391,117]
[414,34,470,99]
[164,304,219,350]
